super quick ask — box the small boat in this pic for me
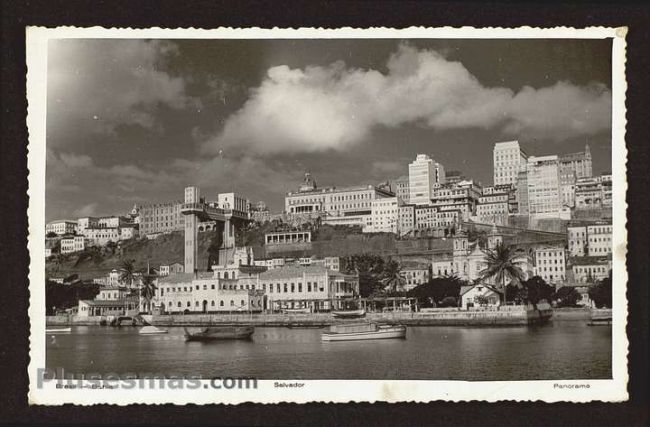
[184,326,255,342]
[46,327,71,333]
[321,322,406,342]
[139,326,168,335]
[588,308,612,326]
[283,308,311,314]
[331,308,366,318]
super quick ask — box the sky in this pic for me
[46,38,612,221]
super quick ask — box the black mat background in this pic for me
[0,1,648,425]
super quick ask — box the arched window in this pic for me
[177,302,181,307]
[220,301,224,307]
[211,300,215,306]
[224,272,229,279]
[230,300,234,306]
[241,300,245,306]
[169,301,172,306]
[187,301,191,307]
[195,301,199,306]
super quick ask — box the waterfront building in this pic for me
[96,285,129,301]
[139,201,184,236]
[408,154,445,206]
[284,173,394,223]
[265,231,311,245]
[60,236,87,254]
[256,265,359,311]
[159,262,184,277]
[570,256,612,283]
[46,220,78,236]
[156,271,265,314]
[493,141,528,187]
[78,297,139,317]
[533,246,567,285]
[460,284,501,309]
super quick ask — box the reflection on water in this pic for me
[46,322,611,380]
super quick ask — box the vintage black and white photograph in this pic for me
[26,27,628,404]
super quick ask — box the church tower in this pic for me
[487,222,503,250]
[453,222,469,257]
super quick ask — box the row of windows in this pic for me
[167,299,247,308]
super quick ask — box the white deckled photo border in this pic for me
[26,26,628,405]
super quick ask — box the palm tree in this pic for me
[381,259,407,295]
[478,242,526,305]
[119,259,137,315]
[139,274,158,314]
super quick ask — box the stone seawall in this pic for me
[47,307,554,327]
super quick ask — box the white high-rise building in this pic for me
[408,154,445,206]
[526,155,562,215]
[493,141,528,186]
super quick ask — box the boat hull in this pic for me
[322,325,406,342]
[184,327,255,342]
[46,327,71,333]
[331,309,366,318]
[139,326,168,335]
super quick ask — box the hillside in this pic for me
[45,231,219,280]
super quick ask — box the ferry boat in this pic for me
[46,327,71,333]
[331,308,366,319]
[184,326,255,342]
[283,308,311,314]
[321,322,406,342]
[138,326,168,335]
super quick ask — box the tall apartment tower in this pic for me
[408,154,445,206]
[493,141,528,186]
[526,155,562,215]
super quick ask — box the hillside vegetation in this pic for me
[46,231,219,280]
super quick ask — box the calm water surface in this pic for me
[46,322,611,380]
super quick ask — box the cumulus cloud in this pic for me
[207,44,611,154]
[48,39,197,140]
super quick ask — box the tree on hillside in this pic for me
[119,259,138,289]
[46,231,58,238]
[588,271,612,308]
[381,259,407,295]
[478,242,526,304]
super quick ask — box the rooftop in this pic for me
[158,271,214,284]
[569,255,612,266]
[259,265,356,280]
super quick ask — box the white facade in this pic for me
[534,247,567,285]
[367,197,400,233]
[571,257,612,283]
[217,192,251,214]
[460,284,501,309]
[398,205,416,235]
[76,217,99,234]
[587,223,613,256]
[526,155,562,215]
[60,236,87,254]
[567,221,612,257]
[408,154,445,206]
[575,174,613,209]
[493,141,527,186]
[139,201,184,236]
[46,220,78,236]
[403,267,429,290]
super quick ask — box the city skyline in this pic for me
[46,38,612,221]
